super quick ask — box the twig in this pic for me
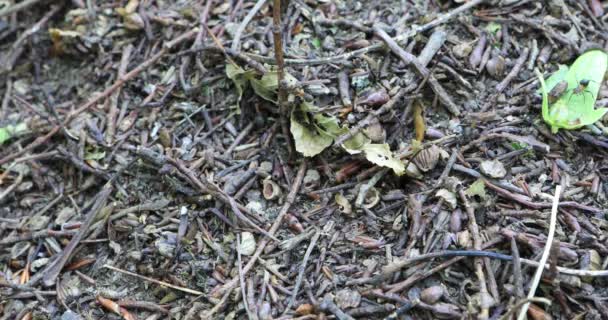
[417,28,447,67]
[511,237,525,298]
[458,188,491,320]
[495,48,529,93]
[231,0,268,51]
[0,173,23,203]
[106,44,133,144]
[30,183,113,287]
[272,0,294,158]
[0,28,199,166]
[236,233,254,320]
[373,26,460,116]
[0,0,42,18]
[208,161,307,318]
[103,264,203,295]
[318,296,355,320]
[334,88,407,146]
[246,0,487,66]
[285,230,321,312]
[516,185,561,320]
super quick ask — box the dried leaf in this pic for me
[290,102,344,157]
[359,144,405,176]
[335,193,352,216]
[413,101,425,142]
[436,189,457,209]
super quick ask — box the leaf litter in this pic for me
[1,1,608,320]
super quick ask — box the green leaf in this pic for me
[360,143,405,176]
[466,179,487,199]
[0,123,27,144]
[537,50,608,133]
[485,22,502,34]
[341,132,370,154]
[251,71,298,103]
[311,38,321,49]
[225,63,254,108]
[290,102,340,157]
[84,150,106,160]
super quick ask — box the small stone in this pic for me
[61,310,83,320]
[259,161,273,173]
[31,258,49,272]
[335,289,361,309]
[303,169,320,188]
[239,232,256,256]
[480,159,507,178]
[420,285,444,304]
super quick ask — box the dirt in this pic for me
[1,0,608,319]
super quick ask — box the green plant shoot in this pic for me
[536,50,608,133]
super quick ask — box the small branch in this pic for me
[285,230,321,312]
[272,0,294,157]
[0,0,43,18]
[373,26,460,116]
[334,88,407,146]
[103,264,203,296]
[516,185,561,320]
[231,0,268,51]
[106,44,133,144]
[0,28,199,166]
[458,188,491,320]
[495,48,529,93]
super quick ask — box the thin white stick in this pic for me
[516,185,561,320]
[231,0,269,52]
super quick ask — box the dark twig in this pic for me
[0,28,199,166]
[373,26,460,116]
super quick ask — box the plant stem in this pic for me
[272,0,294,157]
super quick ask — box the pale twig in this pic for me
[231,0,268,52]
[0,0,42,18]
[103,264,203,296]
[516,185,561,320]
[500,298,551,320]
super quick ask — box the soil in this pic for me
[2,0,608,319]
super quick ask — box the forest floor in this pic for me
[2,0,608,319]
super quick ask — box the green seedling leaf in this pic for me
[251,71,298,103]
[311,38,322,49]
[537,50,608,133]
[341,132,370,154]
[465,179,487,200]
[84,149,106,160]
[290,102,344,157]
[225,63,255,109]
[0,123,27,144]
[542,64,569,93]
[485,22,502,35]
[359,143,405,176]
